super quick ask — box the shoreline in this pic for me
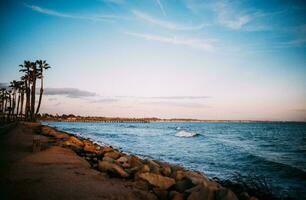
[0,122,265,200]
[40,122,260,200]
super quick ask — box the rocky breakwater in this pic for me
[41,125,259,200]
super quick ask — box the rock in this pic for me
[238,192,250,200]
[98,160,129,178]
[129,155,143,169]
[63,140,83,151]
[139,172,175,190]
[153,187,168,200]
[187,185,215,200]
[140,164,150,173]
[104,151,121,160]
[83,141,101,154]
[116,156,130,168]
[215,188,238,200]
[170,191,185,200]
[148,160,160,174]
[175,178,195,193]
[103,156,115,163]
[101,146,113,154]
[174,170,185,181]
[41,126,69,139]
[68,136,84,147]
[162,164,172,177]
[184,171,209,186]
[117,156,129,163]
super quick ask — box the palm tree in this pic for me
[19,61,32,120]
[9,80,19,119]
[36,60,51,115]
[19,78,26,119]
[7,89,12,121]
[29,61,39,121]
[15,80,23,119]
[0,88,5,121]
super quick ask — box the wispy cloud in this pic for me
[125,32,214,51]
[101,0,125,4]
[147,96,210,100]
[25,4,122,22]
[132,10,206,31]
[91,98,119,103]
[155,0,166,16]
[213,2,251,30]
[43,88,97,98]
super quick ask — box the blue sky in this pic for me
[0,0,306,121]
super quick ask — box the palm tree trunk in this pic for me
[13,91,17,119]
[8,94,12,122]
[36,75,43,115]
[16,93,21,119]
[31,78,36,121]
[25,81,30,120]
[20,91,24,118]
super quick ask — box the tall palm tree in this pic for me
[29,61,39,120]
[15,80,23,119]
[36,60,51,115]
[9,80,19,119]
[19,61,32,120]
[0,88,5,121]
[19,78,26,118]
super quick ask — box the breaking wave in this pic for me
[175,130,198,138]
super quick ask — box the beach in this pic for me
[0,122,257,200]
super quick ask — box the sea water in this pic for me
[42,121,306,199]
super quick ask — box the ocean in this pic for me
[42,121,306,199]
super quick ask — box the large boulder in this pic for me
[129,155,144,169]
[41,126,69,139]
[175,171,209,186]
[139,172,175,190]
[175,178,195,193]
[147,160,161,174]
[83,140,101,154]
[116,156,130,168]
[187,184,215,200]
[98,160,129,178]
[215,188,238,200]
[161,164,172,177]
[68,136,84,147]
[104,151,121,160]
[169,191,185,200]
[101,146,113,154]
[153,187,168,200]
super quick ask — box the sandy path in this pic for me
[0,123,157,200]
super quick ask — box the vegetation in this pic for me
[0,60,51,123]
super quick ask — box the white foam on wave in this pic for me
[175,130,198,138]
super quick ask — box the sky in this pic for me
[0,0,306,121]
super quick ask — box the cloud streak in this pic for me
[155,0,166,16]
[43,88,97,98]
[125,32,214,51]
[213,2,251,30]
[25,4,122,22]
[132,10,206,31]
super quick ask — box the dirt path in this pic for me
[0,122,157,200]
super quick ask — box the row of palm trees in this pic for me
[0,60,51,123]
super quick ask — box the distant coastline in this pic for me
[39,114,305,123]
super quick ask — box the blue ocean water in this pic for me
[42,121,306,199]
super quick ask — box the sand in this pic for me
[0,122,157,200]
